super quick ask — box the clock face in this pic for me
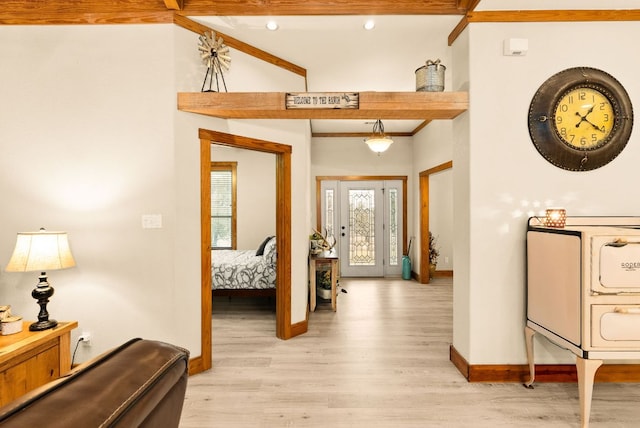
[528,67,634,171]
[554,87,614,149]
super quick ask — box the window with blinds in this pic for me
[211,162,237,249]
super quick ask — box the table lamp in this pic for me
[5,228,76,331]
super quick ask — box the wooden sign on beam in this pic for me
[286,92,358,109]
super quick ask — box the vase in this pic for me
[429,263,437,278]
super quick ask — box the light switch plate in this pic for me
[142,214,162,229]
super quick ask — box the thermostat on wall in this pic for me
[503,38,528,56]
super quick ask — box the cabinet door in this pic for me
[0,344,59,406]
[527,231,582,346]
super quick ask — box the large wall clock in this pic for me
[528,67,633,171]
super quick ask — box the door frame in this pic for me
[316,175,408,259]
[419,161,452,284]
[191,128,293,375]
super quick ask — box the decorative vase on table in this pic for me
[429,263,437,279]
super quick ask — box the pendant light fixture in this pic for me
[365,119,394,154]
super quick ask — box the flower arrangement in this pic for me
[309,228,335,254]
[429,231,440,266]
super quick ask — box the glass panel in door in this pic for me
[340,181,384,276]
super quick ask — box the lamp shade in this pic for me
[365,137,394,153]
[5,230,76,272]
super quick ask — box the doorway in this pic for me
[419,161,452,284]
[316,176,407,277]
[192,128,293,375]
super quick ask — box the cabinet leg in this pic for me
[331,260,337,312]
[575,356,603,428]
[523,326,536,388]
[309,260,317,312]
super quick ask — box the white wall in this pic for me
[412,121,455,273]
[457,21,640,364]
[0,23,310,365]
[429,170,453,271]
[0,24,179,362]
[211,146,276,249]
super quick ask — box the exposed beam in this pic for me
[178,91,468,120]
[0,1,174,25]
[412,120,433,135]
[456,0,480,12]
[0,0,466,25]
[312,131,413,138]
[449,9,640,45]
[164,0,184,11]
[312,119,433,138]
[173,15,307,79]
[467,9,640,22]
[180,0,466,16]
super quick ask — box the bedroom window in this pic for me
[211,162,237,249]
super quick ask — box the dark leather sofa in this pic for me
[0,338,189,427]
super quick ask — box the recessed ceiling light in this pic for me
[364,20,375,30]
[266,21,279,31]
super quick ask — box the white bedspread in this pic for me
[211,239,276,290]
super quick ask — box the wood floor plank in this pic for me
[180,277,640,427]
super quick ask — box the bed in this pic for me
[211,236,277,297]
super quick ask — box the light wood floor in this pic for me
[180,277,640,427]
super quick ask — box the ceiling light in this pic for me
[365,119,393,154]
[363,20,375,30]
[266,21,279,31]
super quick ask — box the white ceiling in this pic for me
[194,15,462,135]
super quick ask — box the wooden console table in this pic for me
[0,321,78,406]
[309,250,339,312]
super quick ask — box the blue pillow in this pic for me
[256,236,275,256]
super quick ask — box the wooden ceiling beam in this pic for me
[449,9,640,45]
[312,131,414,138]
[164,0,184,11]
[467,9,640,22]
[0,0,173,25]
[174,15,307,78]
[0,1,466,25]
[177,91,468,120]
[180,0,465,16]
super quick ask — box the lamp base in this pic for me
[29,319,58,331]
[31,273,57,332]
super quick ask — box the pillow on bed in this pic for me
[256,235,275,256]
[263,237,277,264]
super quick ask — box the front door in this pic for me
[340,181,385,276]
[319,179,403,277]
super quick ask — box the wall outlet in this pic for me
[79,332,92,346]
[445,256,449,264]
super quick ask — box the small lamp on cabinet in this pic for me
[544,208,566,228]
[5,228,76,331]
